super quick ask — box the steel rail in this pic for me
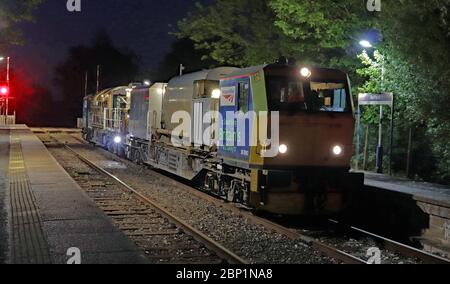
[329,219,450,264]
[57,134,366,264]
[62,136,366,264]
[52,132,449,264]
[63,144,248,265]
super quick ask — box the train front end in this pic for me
[219,64,363,215]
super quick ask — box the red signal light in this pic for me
[0,86,9,96]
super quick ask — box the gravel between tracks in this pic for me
[44,134,337,264]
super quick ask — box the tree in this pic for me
[357,1,450,183]
[151,38,218,82]
[0,0,41,50]
[177,0,368,80]
[54,31,139,126]
[177,0,303,66]
[270,0,370,48]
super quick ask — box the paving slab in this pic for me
[0,126,148,264]
[0,130,9,263]
[362,171,450,206]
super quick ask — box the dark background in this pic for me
[9,0,210,100]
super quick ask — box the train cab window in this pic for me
[267,77,307,112]
[310,82,348,113]
[194,80,219,99]
[194,80,206,98]
[238,82,249,113]
[267,76,350,114]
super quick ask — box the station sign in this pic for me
[358,93,394,107]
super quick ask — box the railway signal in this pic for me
[0,85,9,96]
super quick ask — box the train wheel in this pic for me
[117,146,125,158]
[226,188,235,202]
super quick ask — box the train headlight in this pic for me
[333,145,343,156]
[279,144,288,154]
[211,89,221,99]
[114,136,122,144]
[300,67,312,78]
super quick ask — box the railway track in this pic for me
[328,219,450,264]
[39,131,449,264]
[42,132,362,264]
[43,137,246,264]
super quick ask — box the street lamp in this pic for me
[358,40,385,174]
[359,40,373,48]
[0,56,11,117]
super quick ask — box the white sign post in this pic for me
[356,93,395,174]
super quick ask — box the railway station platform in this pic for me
[358,171,450,257]
[0,125,147,264]
[364,172,450,206]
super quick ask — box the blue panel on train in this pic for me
[218,77,253,162]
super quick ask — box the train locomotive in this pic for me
[82,62,363,215]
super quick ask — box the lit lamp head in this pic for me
[0,86,9,96]
[300,67,312,78]
[359,40,373,48]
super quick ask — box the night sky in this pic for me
[9,0,209,96]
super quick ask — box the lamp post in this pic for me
[6,56,10,83]
[0,56,11,119]
[359,40,385,174]
[0,57,5,116]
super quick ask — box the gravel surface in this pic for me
[44,133,337,264]
[299,229,422,264]
[46,144,224,264]
[41,133,426,264]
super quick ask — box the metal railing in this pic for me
[89,107,127,132]
[0,114,15,125]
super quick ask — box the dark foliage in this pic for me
[54,31,139,126]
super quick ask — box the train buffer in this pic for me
[0,125,148,264]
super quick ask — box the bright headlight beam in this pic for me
[279,144,288,154]
[333,145,343,156]
[300,67,312,78]
[114,136,122,144]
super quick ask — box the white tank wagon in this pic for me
[126,83,167,163]
[159,67,239,147]
[147,67,239,179]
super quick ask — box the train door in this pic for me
[218,77,253,162]
[236,80,253,159]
